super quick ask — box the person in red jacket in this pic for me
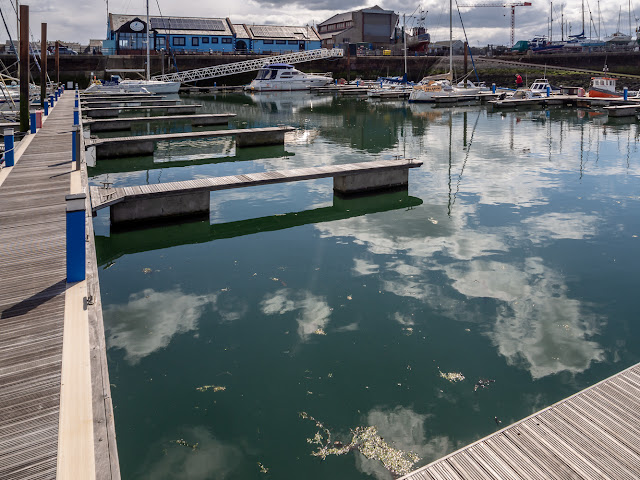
[515,74,523,88]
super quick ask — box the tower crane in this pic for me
[457,2,532,47]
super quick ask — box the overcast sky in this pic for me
[0,0,637,46]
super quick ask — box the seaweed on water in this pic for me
[300,412,420,478]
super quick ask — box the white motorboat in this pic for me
[85,76,181,94]
[245,64,333,92]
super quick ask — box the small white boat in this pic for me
[245,64,333,92]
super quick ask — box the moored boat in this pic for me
[587,76,621,98]
[245,64,333,92]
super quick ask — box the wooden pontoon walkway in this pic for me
[400,362,640,480]
[90,158,422,212]
[0,93,118,479]
[0,97,73,480]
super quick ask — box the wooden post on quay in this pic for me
[19,4,29,132]
[55,41,60,85]
[41,23,47,109]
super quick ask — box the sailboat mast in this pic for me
[629,0,632,36]
[449,0,452,75]
[582,0,585,35]
[145,0,150,81]
[403,14,407,77]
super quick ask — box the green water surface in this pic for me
[92,93,640,480]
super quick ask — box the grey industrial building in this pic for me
[317,5,398,49]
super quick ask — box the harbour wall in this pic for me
[5,51,640,89]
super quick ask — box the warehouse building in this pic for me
[317,5,398,49]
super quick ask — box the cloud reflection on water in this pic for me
[139,426,242,480]
[260,288,332,339]
[105,288,216,364]
[314,196,605,379]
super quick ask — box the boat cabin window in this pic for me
[255,69,269,80]
[280,72,293,78]
[268,70,279,79]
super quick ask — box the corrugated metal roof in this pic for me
[318,12,353,26]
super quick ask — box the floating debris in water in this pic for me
[257,462,269,473]
[270,277,279,282]
[142,267,152,274]
[196,385,226,393]
[314,328,326,336]
[220,287,230,292]
[474,378,495,392]
[494,416,502,426]
[347,295,353,300]
[174,439,198,451]
[300,412,420,477]
[439,370,465,383]
[428,217,438,225]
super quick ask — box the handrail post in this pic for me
[4,129,14,167]
[74,124,81,170]
[65,193,87,282]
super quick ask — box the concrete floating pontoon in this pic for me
[79,94,162,101]
[604,104,640,117]
[89,158,422,224]
[84,104,201,118]
[81,99,180,109]
[85,126,294,159]
[83,113,236,132]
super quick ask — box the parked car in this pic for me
[47,45,78,55]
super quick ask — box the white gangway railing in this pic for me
[151,48,344,84]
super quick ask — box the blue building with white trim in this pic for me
[102,14,321,55]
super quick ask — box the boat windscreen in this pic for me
[255,69,270,80]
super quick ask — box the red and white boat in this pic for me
[587,65,622,98]
[588,76,621,98]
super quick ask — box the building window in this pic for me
[157,36,166,48]
[222,38,232,44]
[202,37,209,44]
[319,26,326,32]
[288,40,299,45]
[263,39,273,44]
[343,38,350,43]
[276,40,286,44]
[211,37,219,43]
[192,37,199,46]
[173,37,185,46]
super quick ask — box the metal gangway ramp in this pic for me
[150,48,343,84]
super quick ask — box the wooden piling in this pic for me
[19,4,29,132]
[41,23,47,109]
[55,41,60,85]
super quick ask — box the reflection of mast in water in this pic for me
[579,121,584,180]
[448,110,481,216]
[447,112,452,216]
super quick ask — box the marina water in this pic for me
[91,93,640,479]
